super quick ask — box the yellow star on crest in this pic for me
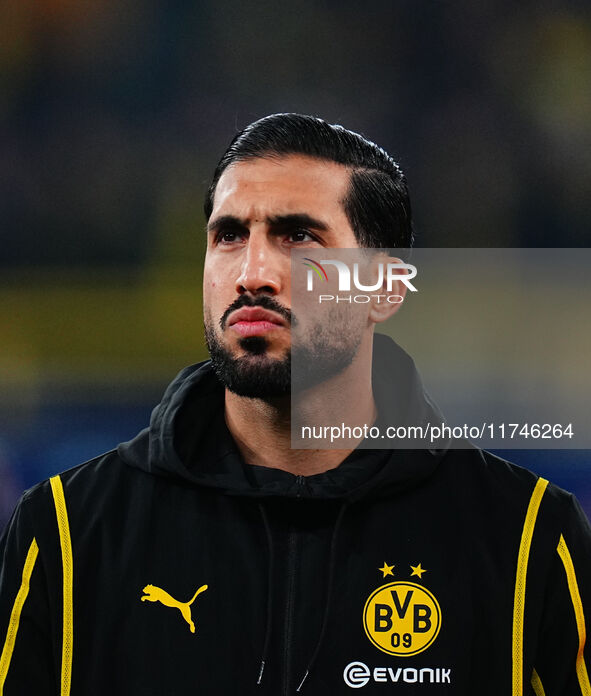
[410,563,426,579]
[378,562,395,578]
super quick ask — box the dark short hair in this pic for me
[204,113,413,249]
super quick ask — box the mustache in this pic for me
[220,295,296,329]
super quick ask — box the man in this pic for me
[1,113,589,695]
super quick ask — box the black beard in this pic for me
[204,294,362,399]
[205,324,291,398]
[204,323,361,399]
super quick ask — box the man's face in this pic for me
[203,154,363,398]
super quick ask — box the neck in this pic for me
[224,335,376,476]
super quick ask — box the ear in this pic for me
[367,255,410,326]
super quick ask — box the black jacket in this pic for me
[1,335,590,695]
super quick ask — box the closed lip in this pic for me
[227,307,287,326]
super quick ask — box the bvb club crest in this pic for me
[363,562,441,657]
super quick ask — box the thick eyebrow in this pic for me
[266,213,329,231]
[207,213,329,234]
[206,214,247,234]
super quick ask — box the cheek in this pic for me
[202,278,214,310]
[202,267,217,296]
[203,275,232,320]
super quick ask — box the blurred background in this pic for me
[1,0,590,529]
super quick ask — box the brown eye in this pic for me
[217,230,242,244]
[288,230,314,243]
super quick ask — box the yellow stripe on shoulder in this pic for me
[0,538,39,694]
[50,475,74,696]
[512,477,549,696]
[557,534,591,696]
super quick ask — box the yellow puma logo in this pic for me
[141,583,208,634]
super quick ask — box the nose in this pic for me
[235,234,282,296]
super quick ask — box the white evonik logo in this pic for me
[343,661,452,689]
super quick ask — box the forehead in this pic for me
[211,155,352,219]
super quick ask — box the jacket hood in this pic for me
[117,333,447,501]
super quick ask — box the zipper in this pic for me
[283,476,305,695]
[294,474,305,498]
